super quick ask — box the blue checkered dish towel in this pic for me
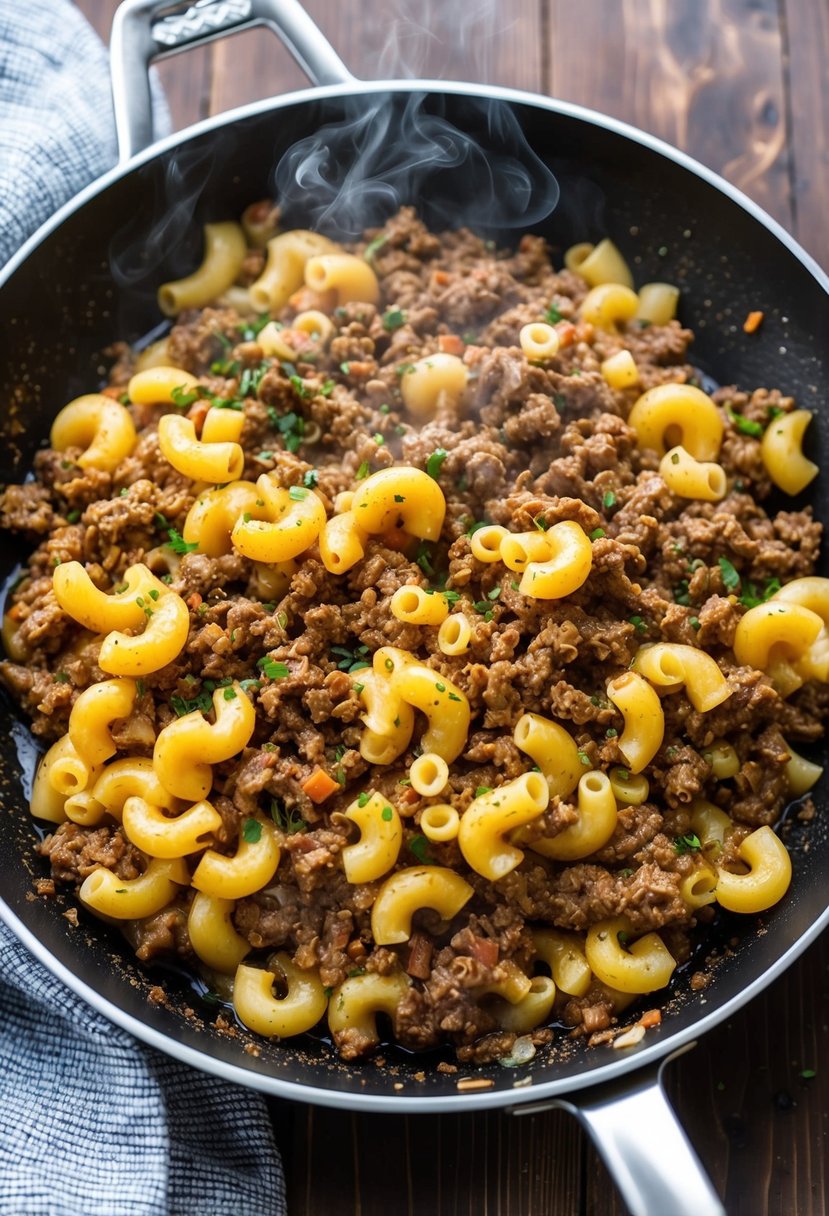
[0,3,287,1212]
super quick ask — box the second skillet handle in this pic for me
[513,1044,725,1216]
[110,0,355,163]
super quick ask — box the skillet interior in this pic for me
[1,86,828,1108]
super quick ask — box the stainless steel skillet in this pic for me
[1,3,828,1212]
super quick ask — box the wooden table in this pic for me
[76,3,829,1211]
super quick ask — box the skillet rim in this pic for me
[1,76,828,1112]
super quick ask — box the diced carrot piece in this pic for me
[468,935,499,968]
[573,322,595,344]
[743,310,764,334]
[433,270,451,286]
[186,592,202,610]
[555,321,577,349]
[301,766,342,804]
[438,334,465,356]
[638,1009,662,1029]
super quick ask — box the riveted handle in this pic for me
[110,0,355,162]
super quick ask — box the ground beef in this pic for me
[3,205,825,1066]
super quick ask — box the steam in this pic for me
[109,140,216,291]
[273,92,559,240]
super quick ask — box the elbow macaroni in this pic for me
[158,222,248,316]
[659,446,727,502]
[458,772,549,880]
[153,682,256,801]
[50,395,136,473]
[627,383,724,461]
[762,410,817,495]
[606,671,665,773]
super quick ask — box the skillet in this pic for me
[1,2,828,1211]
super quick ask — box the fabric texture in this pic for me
[0,4,288,1212]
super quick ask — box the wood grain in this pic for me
[547,0,792,228]
[66,3,829,1212]
[780,0,829,268]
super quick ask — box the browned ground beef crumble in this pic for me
[1,206,824,1062]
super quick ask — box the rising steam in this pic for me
[273,92,559,239]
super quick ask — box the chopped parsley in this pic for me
[718,556,741,593]
[289,373,312,399]
[275,410,305,453]
[270,800,306,834]
[382,308,406,331]
[381,805,393,822]
[689,616,701,631]
[330,643,371,673]
[242,818,262,844]
[66,509,81,524]
[544,303,562,324]
[363,234,387,263]
[590,527,605,540]
[674,833,702,855]
[357,792,371,808]
[302,469,319,489]
[355,460,370,480]
[171,690,213,717]
[474,786,492,798]
[739,576,781,608]
[237,363,268,398]
[725,403,764,438]
[408,834,431,863]
[426,448,448,480]
[628,615,647,634]
[237,313,271,340]
[288,485,309,501]
[533,514,549,532]
[577,750,591,767]
[603,490,617,510]
[169,384,203,408]
[257,656,290,679]
[415,541,434,576]
[166,528,199,555]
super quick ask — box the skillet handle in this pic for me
[110,0,355,163]
[512,1044,725,1216]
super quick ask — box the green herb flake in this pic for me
[408,834,431,863]
[257,656,290,679]
[725,403,764,438]
[718,556,741,593]
[474,786,492,798]
[738,576,781,609]
[363,235,387,263]
[171,691,213,717]
[674,833,702,855]
[381,805,393,822]
[544,303,562,324]
[577,750,591,767]
[302,469,319,489]
[590,528,605,540]
[356,460,370,481]
[415,541,434,576]
[603,491,617,510]
[339,361,351,376]
[606,727,618,738]
[382,308,406,331]
[270,800,306,834]
[800,1068,817,1080]
[628,615,647,634]
[533,514,549,532]
[166,528,199,555]
[289,485,309,501]
[223,686,237,701]
[170,384,203,408]
[66,509,81,524]
[426,448,448,480]
[357,792,371,808]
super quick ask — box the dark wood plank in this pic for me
[547,0,792,229]
[209,0,544,115]
[780,0,829,268]
[75,0,213,132]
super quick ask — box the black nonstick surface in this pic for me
[1,84,827,1110]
